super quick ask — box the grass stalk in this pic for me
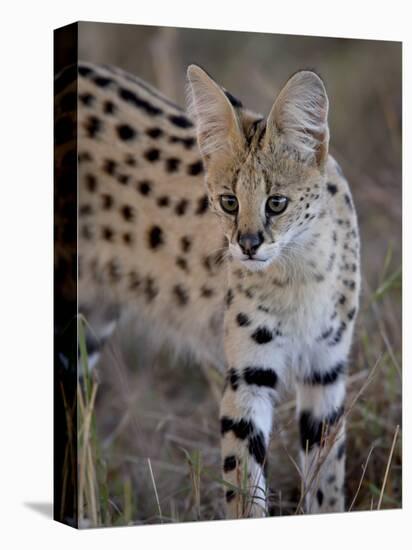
[377,424,400,510]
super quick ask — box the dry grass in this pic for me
[74,24,402,527]
[76,252,401,526]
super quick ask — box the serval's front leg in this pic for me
[296,351,347,514]
[220,306,286,519]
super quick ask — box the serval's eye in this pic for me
[266,195,288,216]
[220,194,238,214]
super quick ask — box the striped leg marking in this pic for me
[220,362,281,518]
[296,367,346,514]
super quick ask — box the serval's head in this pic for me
[187,65,330,272]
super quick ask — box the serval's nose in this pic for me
[238,232,264,257]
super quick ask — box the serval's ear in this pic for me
[265,70,329,168]
[186,65,244,165]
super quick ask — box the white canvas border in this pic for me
[0,1,408,548]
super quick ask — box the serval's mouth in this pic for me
[239,256,273,272]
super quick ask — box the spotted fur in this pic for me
[55,61,360,519]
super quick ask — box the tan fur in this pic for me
[55,61,360,518]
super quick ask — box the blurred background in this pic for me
[77,22,402,526]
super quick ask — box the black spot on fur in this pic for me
[125,154,136,166]
[327,182,338,195]
[226,288,234,308]
[303,362,346,385]
[200,286,214,298]
[188,160,204,176]
[223,455,237,473]
[195,195,209,215]
[251,326,273,344]
[173,284,189,306]
[326,252,336,272]
[85,174,97,193]
[243,367,278,389]
[78,151,92,164]
[166,157,180,173]
[329,322,347,346]
[79,93,94,107]
[157,195,170,207]
[236,313,251,327]
[84,115,101,138]
[248,432,266,465]
[138,180,152,196]
[148,226,164,249]
[175,199,189,216]
[79,204,92,216]
[344,194,353,210]
[93,76,113,88]
[272,277,288,288]
[129,271,141,291]
[176,257,189,272]
[118,87,163,116]
[343,279,356,291]
[103,100,116,115]
[123,232,133,245]
[299,407,344,451]
[300,412,321,451]
[117,174,130,185]
[319,326,333,340]
[337,442,346,460]
[103,159,117,175]
[107,259,121,282]
[228,368,239,391]
[145,148,160,162]
[317,489,324,507]
[169,135,196,149]
[180,236,192,253]
[121,205,134,222]
[146,127,163,139]
[203,257,212,273]
[169,114,193,128]
[78,65,93,77]
[102,226,114,242]
[220,417,253,439]
[203,250,225,275]
[117,124,136,141]
[144,277,158,302]
[347,307,357,320]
